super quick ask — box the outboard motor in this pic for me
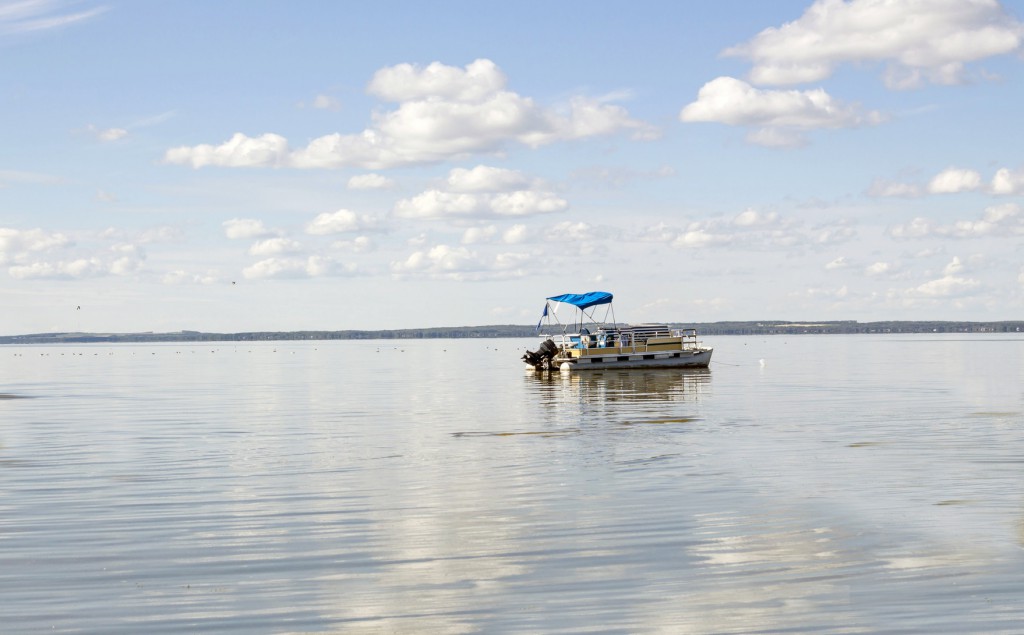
[522,338,559,370]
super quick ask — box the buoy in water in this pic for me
[560,362,572,372]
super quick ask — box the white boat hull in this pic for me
[555,348,713,371]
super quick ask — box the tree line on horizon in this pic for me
[2,320,1022,344]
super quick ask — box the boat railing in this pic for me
[553,326,704,356]
[671,328,704,350]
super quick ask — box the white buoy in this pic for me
[560,362,572,372]
[759,358,766,367]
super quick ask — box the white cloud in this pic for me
[734,208,779,227]
[911,274,981,298]
[672,228,732,249]
[648,209,816,250]
[867,179,922,198]
[87,124,127,142]
[866,261,893,276]
[368,59,506,102]
[889,217,934,238]
[943,256,964,275]
[390,243,529,281]
[7,242,144,280]
[242,255,357,279]
[305,209,379,235]
[331,236,374,253]
[163,270,218,285]
[165,59,653,170]
[502,224,531,244]
[889,203,1023,238]
[393,166,567,220]
[446,165,532,192]
[991,167,1024,195]
[223,218,275,239]
[547,221,601,242]
[724,0,1024,88]
[9,258,102,279]
[0,227,71,262]
[680,76,884,146]
[814,224,856,244]
[461,225,497,244]
[873,165,1024,198]
[0,1,108,34]
[311,95,341,111]
[166,133,290,169]
[825,256,849,270]
[803,284,849,299]
[927,167,983,194]
[346,173,396,190]
[248,238,303,257]
[569,164,677,189]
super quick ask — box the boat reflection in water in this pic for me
[524,367,711,410]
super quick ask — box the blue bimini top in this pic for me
[546,292,613,310]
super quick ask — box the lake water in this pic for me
[2,334,1023,634]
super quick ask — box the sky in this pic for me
[2,0,1024,334]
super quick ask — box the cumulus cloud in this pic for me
[680,76,884,146]
[7,242,144,280]
[644,208,817,250]
[866,261,894,276]
[393,165,567,220]
[223,218,275,239]
[346,173,396,190]
[445,165,533,192]
[331,236,374,253]
[910,272,982,298]
[248,237,303,257]
[672,227,733,248]
[943,255,964,275]
[724,0,1024,88]
[814,223,856,244]
[243,255,357,279]
[928,167,983,193]
[163,270,219,285]
[390,243,530,281]
[502,224,531,244]
[166,133,290,169]
[991,167,1024,195]
[165,59,654,170]
[9,258,103,279]
[889,203,1023,238]
[874,165,1024,197]
[305,209,380,235]
[0,227,71,263]
[825,256,849,270]
[734,208,779,227]
[461,225,497,244]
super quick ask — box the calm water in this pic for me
[2,334,1023,634]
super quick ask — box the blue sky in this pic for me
[2,0,1024,333]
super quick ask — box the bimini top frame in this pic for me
[537,291,617,334]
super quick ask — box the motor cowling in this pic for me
[522,338,558,370]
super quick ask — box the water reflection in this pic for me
[523,368,711,404]
[4,338,1024,633]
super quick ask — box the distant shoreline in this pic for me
[2,320,1022,344]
